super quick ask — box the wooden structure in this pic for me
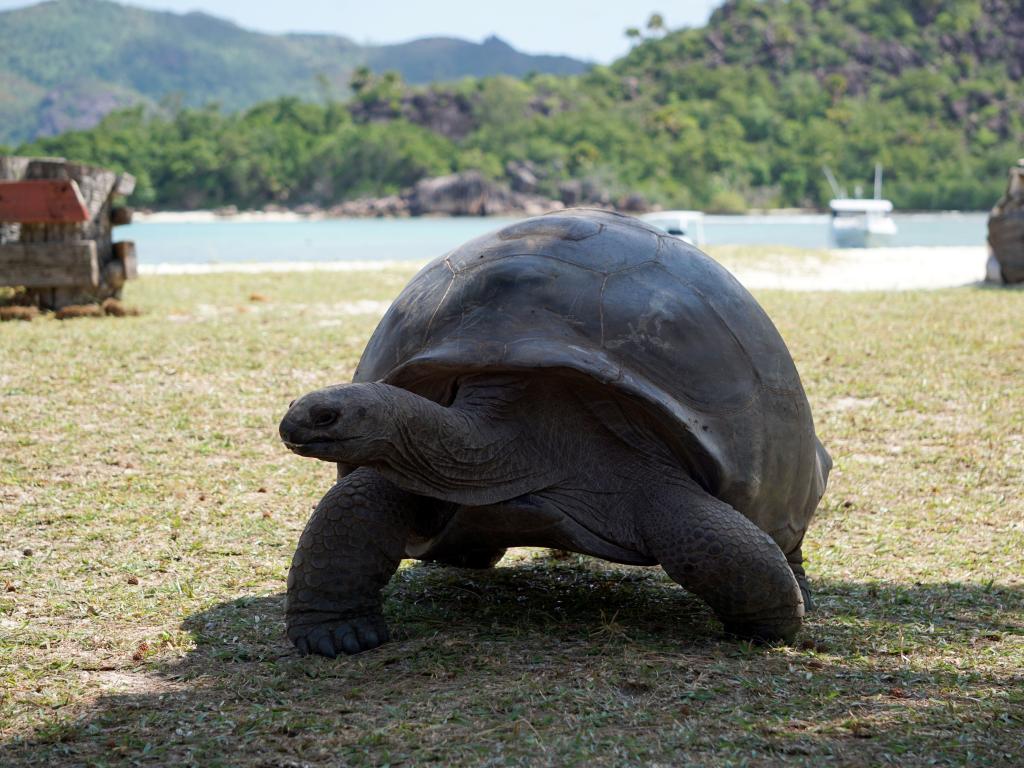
[0,156,137,309]
[988,158,1024,284]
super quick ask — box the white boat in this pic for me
[824,164,897,248]
[829,198,897,248]
[639,210,705,246]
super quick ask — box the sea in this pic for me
[122,212,989,266]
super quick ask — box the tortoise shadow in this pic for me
[3,565,1022,766]
[183,559,1024,654]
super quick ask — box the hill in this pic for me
[607,0,1024,208]
[0,0,589,143]
[13,0,1024,211]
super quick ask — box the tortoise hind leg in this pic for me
[286,467,416,657]
[638,474,805,643]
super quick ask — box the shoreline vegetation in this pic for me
[12,2,1022,214]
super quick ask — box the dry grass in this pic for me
[1,265,1022,766]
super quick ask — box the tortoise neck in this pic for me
[370,377,559,505]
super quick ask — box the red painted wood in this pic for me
[0,179,91,223]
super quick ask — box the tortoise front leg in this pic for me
[639,475,805,643]
[286,467,416,657]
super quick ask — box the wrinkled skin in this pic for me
[281,374,808,656]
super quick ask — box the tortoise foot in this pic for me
[288,614,390,657]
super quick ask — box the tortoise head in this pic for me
[279,382,394,463]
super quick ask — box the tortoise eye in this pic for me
[309,406,338,428]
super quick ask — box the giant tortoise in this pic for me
[279,209,831,656]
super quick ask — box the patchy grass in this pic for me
[1,266,1022,767]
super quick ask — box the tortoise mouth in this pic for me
[283,439,350,459]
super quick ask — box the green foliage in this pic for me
[14,0,1023,211]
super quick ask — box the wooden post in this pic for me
[0,156,137,309]
[0,156,30,246]
[0,243,99,287]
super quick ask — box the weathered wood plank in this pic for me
[0,157,29,244]
[113,240,137,280]
[0,180,91,224]
[0,156,31,181]
[110,206,133,226]
[115,173,136,196]
[0,242,98,287]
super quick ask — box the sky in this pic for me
[0,0,723,62]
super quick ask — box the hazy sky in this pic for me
[0,0,723,62]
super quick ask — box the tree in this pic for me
[349,66,372,95]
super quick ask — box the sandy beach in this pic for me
[139,246,992,291]
[735,246,990,290]
[133,210,315,223]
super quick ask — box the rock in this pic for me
[558,179,611,208]
[325,171,569,219]
[329,195,410,218]
[350,91,478,142]
[407,171,515,216]
[557,180,583,206]
[293,203,322,217]
[616,193,649,213]
[506,160,539,193]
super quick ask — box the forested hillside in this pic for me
[12,0,1023,211]
[0,0,588,143]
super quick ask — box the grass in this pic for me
[1,263,1022,766]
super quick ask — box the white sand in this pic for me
[732,246,988,291]
[140,246,990,291]
[134,210,313,223]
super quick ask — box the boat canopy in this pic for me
[829,198,893,214]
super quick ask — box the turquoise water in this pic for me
[122,212,989,265]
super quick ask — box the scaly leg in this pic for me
[286,467,416,657]
[638,474,805,643]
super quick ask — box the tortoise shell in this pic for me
[354,209,830,550]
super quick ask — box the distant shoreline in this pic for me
[139,245,992,292]
[132,208,986,224]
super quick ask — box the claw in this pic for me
[358,625,379,649]
[316,635,337,658]
[289,614,392,657]
[340,632,361,655]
